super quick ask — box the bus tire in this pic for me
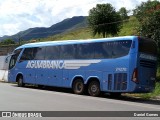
[88,81,100,97]
[17,75,24,87]
[72,79,85,95]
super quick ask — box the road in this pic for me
[0,82,160,120]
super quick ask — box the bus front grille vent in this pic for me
[140,60,156,68]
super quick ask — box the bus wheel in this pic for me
[88,81,100,97]
[17,76,24,87]
[73,79,85,95]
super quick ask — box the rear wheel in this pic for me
[17,76,24,87]
[88,81,100,97]
[72,79,85,95]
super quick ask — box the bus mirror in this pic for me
[5,57,8,63]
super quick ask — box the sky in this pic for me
[0,0,149,37]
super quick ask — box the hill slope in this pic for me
[41,16,139,41]
[0,16,87,41]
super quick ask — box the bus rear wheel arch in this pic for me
[16,74,24,87]
[72,78,85,95]
[87,79,100,97]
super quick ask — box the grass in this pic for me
[135,82,160,99]
[118,16,139,36]
[40,16,139,42]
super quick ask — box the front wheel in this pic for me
[17,76,24,87]
[72,79,85,95]
[88,81,100,97]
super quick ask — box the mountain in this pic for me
[0,16,87,41]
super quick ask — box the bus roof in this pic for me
[16,36,138,49]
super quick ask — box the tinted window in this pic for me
[20,48,34,61]
[94,42,112,59]
[45,46,60,60]
[139,38,157,55]
[34,47,45,60]
[60,45,76,59]
[94,40,131,59]
[14,48,22,55]
[9,49,22,69]
[76,43,94,59]
[112,40,132,58]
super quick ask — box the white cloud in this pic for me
[0,0,148,37]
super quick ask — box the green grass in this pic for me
[40,27,105,42]
[118,16,139,36]
[124,83,160,100]
[40,16,139,42]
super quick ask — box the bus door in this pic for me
[8,49,22,82]
[24,66,36,84]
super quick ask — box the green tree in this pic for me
[133,0,160,44]
[2,39,15,45]
[133,0,160,64]
[88,4,122,38]
[118,7,129,20]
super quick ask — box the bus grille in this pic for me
[114,73,127,90]
[140,60,156,68]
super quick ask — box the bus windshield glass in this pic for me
[139,37,157,55]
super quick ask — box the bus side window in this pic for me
[60,45,76,59]
[20,48,34,61]
[94,42,112,59]
[112,41,132,58]
[33,47,45,60]
[45,46,60,60]
[76,43,94,59]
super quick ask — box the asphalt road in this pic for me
[0,82,160,120]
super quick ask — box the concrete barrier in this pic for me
[0,56,8,82]
[0,70,8,82]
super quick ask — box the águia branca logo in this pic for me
[26,60,101,69]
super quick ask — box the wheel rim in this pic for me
[18,77,23,87]
[91,85,98,93]
[76,82,83,92]
[73,79,84,94]
[88,81,100,96]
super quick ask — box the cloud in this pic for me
[0,0,148,37]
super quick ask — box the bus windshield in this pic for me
[139,37,157,55]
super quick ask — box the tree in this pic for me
[118,7,129,20]
[133,0,160,64]
[1,39,15,45]
[88,4,122,38]
[133,0,160,44]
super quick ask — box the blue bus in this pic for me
[8,36,157,96]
